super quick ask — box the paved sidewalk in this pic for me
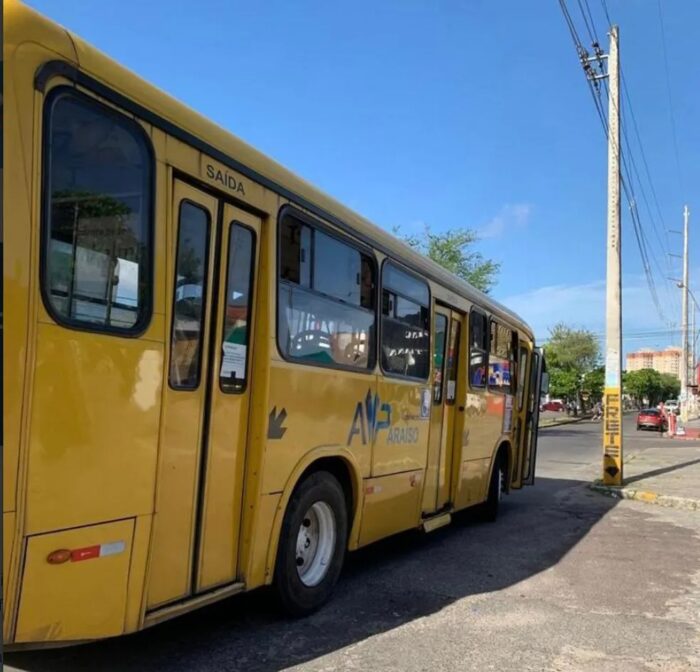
[591,438,700,511]
[672,415,700,439]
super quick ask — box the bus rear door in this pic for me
[147,179,259,609]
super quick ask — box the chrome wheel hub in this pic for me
[295,501,336,587]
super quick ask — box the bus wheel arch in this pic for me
[264,449,362,585]
[480,441,511,522]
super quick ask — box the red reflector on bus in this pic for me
[46,549,72,565]
[70,545,101,562]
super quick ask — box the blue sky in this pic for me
[26,0,700,356]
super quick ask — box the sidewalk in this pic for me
[672,415,700,439]
[591,439,700,511]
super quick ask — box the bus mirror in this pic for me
[541,371,550,395]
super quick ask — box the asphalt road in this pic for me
[7,417,700,671]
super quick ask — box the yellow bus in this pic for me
[3,0,546,647]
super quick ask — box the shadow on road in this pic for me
[623,456,700,485]
[7,477,618,672]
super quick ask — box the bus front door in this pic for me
[522,347,544,485]
[147,180,259,609]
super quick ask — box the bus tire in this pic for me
[274,471,348,617]
[481,453,506,523]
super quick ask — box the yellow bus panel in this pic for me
[15,518,134,643]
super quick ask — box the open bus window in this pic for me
[43,89,152,332]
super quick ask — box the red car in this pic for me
[636,408,667,432]
[541,400,565,412]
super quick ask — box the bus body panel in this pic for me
[262,363,376,493]
[15,518,134,643]
[26,324,163,534]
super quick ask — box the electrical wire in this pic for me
[560,0,676,325]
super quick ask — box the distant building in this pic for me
[626,346,690,380]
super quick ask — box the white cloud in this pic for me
[479,203,533,239]
[497,275,682,355]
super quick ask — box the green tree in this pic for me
[548,368,580,400]
[623,368,664,406]
[581,366,605,402]
[394,225,500,293]
[659,372,680,401]
[544,323,600,408]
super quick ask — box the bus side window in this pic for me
[278,214,376,370]
[489,321,515,392]
[42,89,153,333]
[469,310,488,388]
[380,263,430,380]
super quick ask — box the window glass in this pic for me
[44,90,152,331]
[169,202,209,389]
[395,296,425,327]
[278,284,374,368]
[381,263,430,379]
[489,321,514,391]
[469,310,488,388]
[445,319,461,404]
[314,230,361,305]
[279,219,311,287]
[383,263,429,306]
[517,347,528,410]
[278,214,376,370]
[433,314,448,403]
[470,311,488,350]
[220,224,255,392]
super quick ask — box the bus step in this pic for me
[422,512,451,533]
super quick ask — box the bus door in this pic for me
[510,342,530,489]
[422,306,463,514]
[147,180,259,609]
[521,347,545,485]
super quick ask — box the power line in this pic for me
[559,0,677,325]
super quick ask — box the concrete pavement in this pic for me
[6,420,700,671]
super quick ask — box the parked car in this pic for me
[664,399,680,415]
[637,408,667,432]
[542,400,565,412]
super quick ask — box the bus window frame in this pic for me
[39,85,156,338]
[275,204,379,375]
[379,257,432,383]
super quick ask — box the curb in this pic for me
[589,482,699,512]
[539,416,592,429]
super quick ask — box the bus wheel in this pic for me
[274,471,348,617]
[481,454,506,523]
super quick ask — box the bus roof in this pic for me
[8,0,535,340]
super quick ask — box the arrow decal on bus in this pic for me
[268,407,288,439]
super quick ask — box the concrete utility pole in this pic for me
[691,305,696,390]
[603,25,623,486]
[681,205,690,422]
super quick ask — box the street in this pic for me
[7,417,700,672]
